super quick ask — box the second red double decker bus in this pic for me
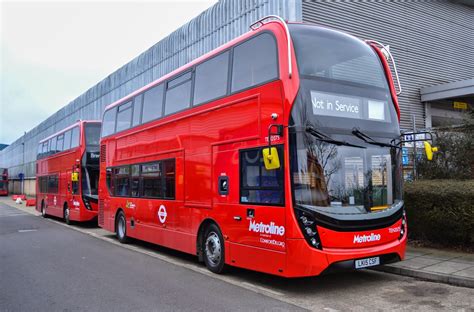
[98,16,407,277]
[36,121,101,224]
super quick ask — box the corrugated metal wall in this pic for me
[2,0,472,182]
[0,0,302,180]
[302,0,474,131]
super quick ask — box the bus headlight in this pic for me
[296,209,322,250]
[399,210,406,240]
[83,197,92,210]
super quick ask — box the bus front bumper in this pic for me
[284,233,406,278]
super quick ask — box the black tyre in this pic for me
[41,201,47,218]
[116,211,129,243]
[203,223,226,274]
[64,204,71,225]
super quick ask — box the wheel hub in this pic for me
[205,232,221,265]
[118,217,125,238]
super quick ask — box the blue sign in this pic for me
[402,156,409,166]
[402,148,409,166]
[18,173,24,180]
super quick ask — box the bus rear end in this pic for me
[284,24,406,277]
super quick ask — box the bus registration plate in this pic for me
[355,257,380,269]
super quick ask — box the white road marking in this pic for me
[18,229,38,233]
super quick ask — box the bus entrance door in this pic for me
[214,147,287,274]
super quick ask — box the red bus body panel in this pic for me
[98,22,406,277]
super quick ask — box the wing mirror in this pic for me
[264,124,284,170]
[423,141,438,161]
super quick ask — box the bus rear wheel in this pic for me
[203,223,226,274]
[64,205,71,225]
[116,211,129,244]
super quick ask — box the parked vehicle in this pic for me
[98,16,408,277]
[36,121,101,224]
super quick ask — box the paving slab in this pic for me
[452,267,474,278]
[423,261,473,275]
[376,246,474,288]
[396,257,443,270]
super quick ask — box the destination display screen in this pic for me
[311,91,390,122]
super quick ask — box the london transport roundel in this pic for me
[158,205,167,224]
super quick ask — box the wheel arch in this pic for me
[196,218,222,262]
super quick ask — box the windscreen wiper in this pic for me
[351,128,398,148]
[306,126,366,149]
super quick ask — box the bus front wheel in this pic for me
[203,223,226,274]
[116,211,129,244]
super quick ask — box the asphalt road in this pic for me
[0,204,301,311]
[1,201,473,311]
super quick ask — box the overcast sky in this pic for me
[0,0,216,144]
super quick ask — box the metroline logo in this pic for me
[249,220,285,236]
[353,233,381,244]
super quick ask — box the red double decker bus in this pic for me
[0,168,8,196]
[36,121,101,224]
[98,16,407,277]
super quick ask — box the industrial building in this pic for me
[1,0,473,195]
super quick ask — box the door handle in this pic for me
[233,216,242,221]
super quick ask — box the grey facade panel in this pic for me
[302,1,474,130]
[420,79,474,101]
[2,0,472,181]
[0,0,302,179]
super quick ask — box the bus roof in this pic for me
[39,120,101,144]
[103,20,288,113]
